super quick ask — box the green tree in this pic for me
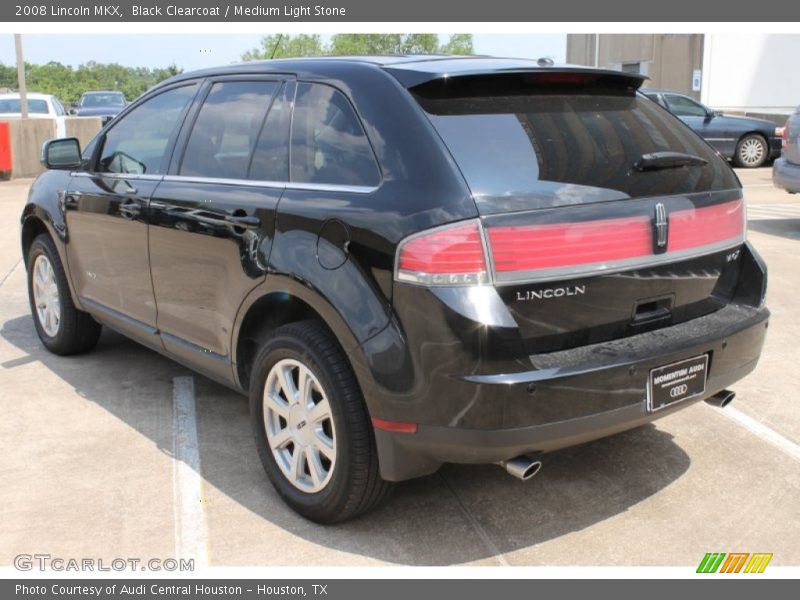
[0,60,183,105]
[241,34,325,60]
[241,34,475,61]
[440,34,474,55]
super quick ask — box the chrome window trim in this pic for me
[71,171,163,182]
[160,174,377,194]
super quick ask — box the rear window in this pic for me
[0,98,49,114]
[415,80,738,203]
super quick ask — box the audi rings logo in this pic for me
[670,384,689,398]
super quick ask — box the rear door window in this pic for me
[415,80,737,202]
[249,83,292,182]
[180,81,280,180]
[290,83,380,187]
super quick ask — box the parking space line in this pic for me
[172,376,209,567]
[439,473,510,566]
[720,406,800,462]
[0,258,21,288]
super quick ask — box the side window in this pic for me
[98,84,196,175]
[249,83,291,182]
[290,83,380,187]
[665,94,707,117]
[180,81,279,180]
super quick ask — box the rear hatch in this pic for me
[409,69,746,354]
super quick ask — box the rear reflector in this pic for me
[667,199,745,252]
[372,418,418,434]
[488,215,652,273]
[396,220,489,286]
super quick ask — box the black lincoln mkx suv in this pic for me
[22,56,769,522]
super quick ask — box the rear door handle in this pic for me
[118,199,142,219]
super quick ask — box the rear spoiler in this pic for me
[385,65,647,94]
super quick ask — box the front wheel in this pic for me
[26,234,101,355]
[734,134,768,168]
[249,320,392,523]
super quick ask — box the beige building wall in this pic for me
[566,34,704,99]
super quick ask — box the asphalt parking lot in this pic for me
[1,168,799,568]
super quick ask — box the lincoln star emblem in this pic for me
[654,202,668,253]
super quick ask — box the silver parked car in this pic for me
[773,106,800,194]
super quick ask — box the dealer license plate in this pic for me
[647,354,709,412]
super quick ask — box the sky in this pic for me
[0,34,567,71]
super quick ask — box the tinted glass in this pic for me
[81,93,126,107]
[664,94,707,117]
[0,99,49,114]
[180,81,279,180]
[418,88,738,201]
[98,85,196,175]
[249,83,291,182]
[290,83,380,187]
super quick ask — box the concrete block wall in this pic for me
[65,117,102,152]
[1,117,101,179]
[6,119,56,179]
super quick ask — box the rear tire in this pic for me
[249,320,392,523]
[734,134,768,168]
[26,234,101,355]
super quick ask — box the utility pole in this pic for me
[594,33,601,68]
[14,34,28,118]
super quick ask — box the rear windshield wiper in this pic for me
[633,151,709,172]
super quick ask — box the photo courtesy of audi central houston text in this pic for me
[19,55,771,523]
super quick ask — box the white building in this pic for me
[567,33,800,122]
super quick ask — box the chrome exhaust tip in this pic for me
[500,455,543,481]
[705,389,736,408]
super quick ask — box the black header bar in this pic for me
[4,0,800,22]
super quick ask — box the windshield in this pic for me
[81,93,125,107]
[415,86,738,204]
[0,98,49,114]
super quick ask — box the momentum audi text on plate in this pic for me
[22,56,769,522]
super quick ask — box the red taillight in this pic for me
[668,199,745,252]
[396,221,488,286]
[372,418,418,434]
[395,200,745,286]
[488,215,652,273]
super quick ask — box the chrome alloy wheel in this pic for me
[32,255,60,337]
[263,358,337,493]
[739,137,766,167]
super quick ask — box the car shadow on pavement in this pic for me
[1,314,691,566]
[747,219,800,241]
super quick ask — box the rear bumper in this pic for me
[375,301,769,481]
[772,157,800,193]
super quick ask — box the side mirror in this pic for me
[41,138,82,170]
[705,108,718,120]
[68,108,78,116]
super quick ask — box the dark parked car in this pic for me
[22,57,769,522]
[773,106,800,193]
[72,90,127,125]
[642,89,782,168]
